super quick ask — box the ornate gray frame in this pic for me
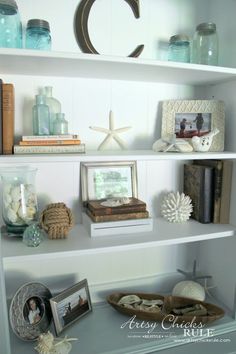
[9,282,52,341]
[161,100,225,151]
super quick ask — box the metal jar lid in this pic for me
[27,19,50,31]
[196,22,216,33]
[0,0,18,12]
[169,34,190,44]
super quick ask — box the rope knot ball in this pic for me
[40,203,73,239]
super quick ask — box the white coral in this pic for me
[161,191,192,223]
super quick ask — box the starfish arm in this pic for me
[114,127,132,133]
[113,134,127,150]
[90,126,110,134]
[109,111,115,130]
[98,134,113,151]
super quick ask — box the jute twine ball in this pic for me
[40,203,73,239]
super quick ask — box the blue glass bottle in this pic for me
[0,0,22,48]
[168,35,190,63]
[53,113,69,135]
[26,19,51,50]
[32,95,50,135]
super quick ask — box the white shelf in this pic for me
[8,295,236,354]
[1,48,236,84]
[2,218,235,263]
[0,150,236,164]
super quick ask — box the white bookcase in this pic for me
[1,0,236,353]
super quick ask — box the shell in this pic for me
[172,280,205,301]
[3,193,12,207]
[11,186,22,202]
[7,208,18,223]
[118,295,141,305]
[11,201,20,213]
[18,205,37,221]
[191,128,219,152]
[161,191,193,223]
[35,331,54,354]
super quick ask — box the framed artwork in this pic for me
[9,282,52,341]
[81,161,138,202]
[50,279,92,336]
[161,100,225,151]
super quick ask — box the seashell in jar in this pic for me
[3,183,12,194]
[3,193,12,207]
[11,186,22,202]
[11,201,20,213]
[18,205,37,221]
[7,208,18,223]
[118,295,141,305]
[27,193,37,206]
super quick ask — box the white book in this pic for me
[14,144,85,154]
[22,134,79,141]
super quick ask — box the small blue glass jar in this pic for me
[0,0,22,48]
[168,34,190,63]
[25,19,51,50]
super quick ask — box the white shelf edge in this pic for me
[1,48,236,84]
[2,219,236,264]
[0,150,236,164]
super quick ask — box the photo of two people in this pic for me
[175,112,211,138]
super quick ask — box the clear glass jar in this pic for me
[53,113,68,135]
[25,19,51,50]
[0,0,22,48]
[191,22,218,66]
[168,34,190,63]
[43,86,61,134]
[32,95,50,135]
[0,167,38,235]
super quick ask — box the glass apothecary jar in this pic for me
[168,34,190,63]
[0,167,38,235]
[0,0,22,48]
[53,113,68,135]
[191,22,218,66]
[25,19,51,50]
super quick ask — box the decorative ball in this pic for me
[172,280,205,301]
[161,191,192,223]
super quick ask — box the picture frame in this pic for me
[9,282,52,341]
[161,100,225,151]
[81,161,138,202]
[50,279,92,336]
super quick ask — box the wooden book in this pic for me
[184,164,214,224]
[194,160,223,223]
[0,79,2,154]
[2,83,14,155]
[87,198,146,216]
[86,209,149,223]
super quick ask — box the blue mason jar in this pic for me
[168,34,190,63]
[26,19,51,50]
[0,0,22,48]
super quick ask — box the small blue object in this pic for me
[25,19,51,50]
[168,34,190,63]
[23,223,45,247]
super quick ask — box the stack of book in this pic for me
[184,160,233,224]
[0,80,14,155]
[86,197,149,222]
[14,134,85,154]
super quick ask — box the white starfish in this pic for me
[89,111,132,150]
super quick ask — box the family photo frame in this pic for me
[9,282,52,341]
[50,279,92,336]
[81,161,138,203]
[161,100,225,151]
